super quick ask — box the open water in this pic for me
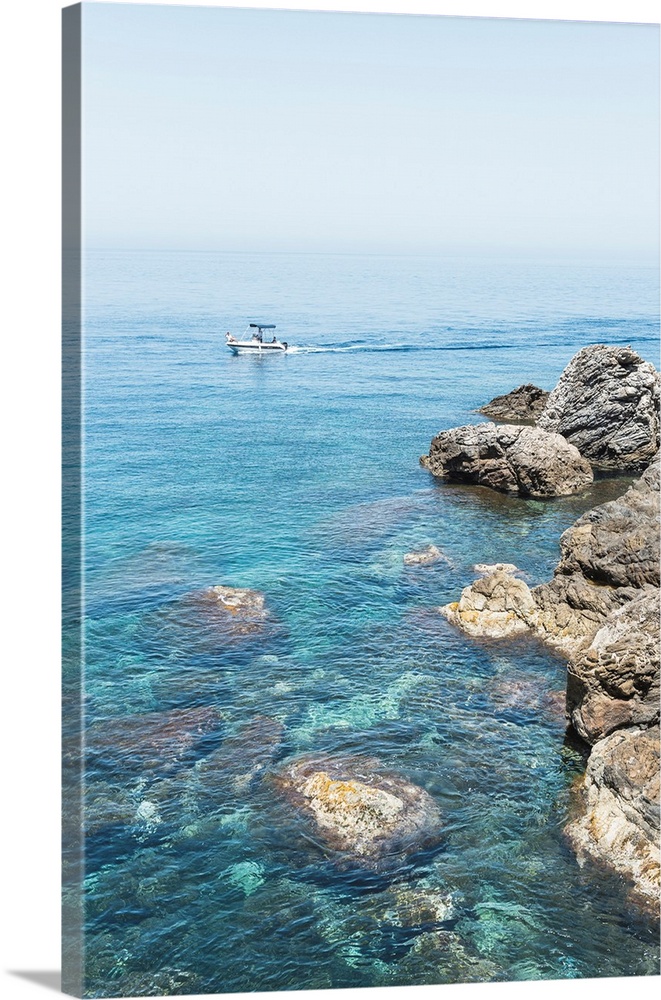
[77,249,659,995]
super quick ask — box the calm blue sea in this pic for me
[79,250,660,995]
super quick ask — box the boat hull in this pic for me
[227,341,287,354]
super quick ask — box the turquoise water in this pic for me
[79,250,659,995]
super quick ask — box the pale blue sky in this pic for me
[81,2,659,258]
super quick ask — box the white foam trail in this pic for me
[287,343,410,354]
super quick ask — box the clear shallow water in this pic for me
[78,250,659,995]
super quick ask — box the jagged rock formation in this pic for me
[428,346,660,906]
[564,725,660,910]
[532,454,660,655]
[537,344,660,472]
[566,590,660,744]
[476,383,549,423]
[473,562,519,576]
[422,423,593,498]
[273,754,442,867]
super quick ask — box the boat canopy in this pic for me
[249,323,276,330]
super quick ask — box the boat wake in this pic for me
[289,340,533,355]
[287,332,657,356]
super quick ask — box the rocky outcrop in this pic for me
[564,726,660,909]
[441,569,537,638]
[438,454,660,905]
[442,458,659,654]
[476,383,549,423]
[566,590,660,744]
[273,754,442,867]
[430,348,660,907]
[422,423,593,498]
[537,344,660,472]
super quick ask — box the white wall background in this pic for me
[0,3,658,1000]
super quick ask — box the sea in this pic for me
[77,249,660,995]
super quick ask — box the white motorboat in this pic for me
[225,323,288,354]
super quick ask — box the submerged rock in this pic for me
[441,568,536,638]
[197,585,270,632]
[196,714,285,796]
[86,705,224,776]
[476,383,549,424]
[564,725,660,910]
[404,544,449,567]
[566,590,660,744]
[273,754,442,866]
[485,675,566,723]
[146,714,285,824]
[537,344,660,472]
[422,423,593,498]
[159,584,281,647]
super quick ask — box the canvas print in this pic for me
[62,2,660,996]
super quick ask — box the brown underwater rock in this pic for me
[537,344,660,472]
[564,725,660,910]
[566,589,660,745]
[273,754,442,866]
[476,383,549,424]
[423,423,593,498]
[86,705,224,776]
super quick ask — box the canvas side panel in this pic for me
[62,4,84,996]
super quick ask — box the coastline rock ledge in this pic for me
[421,423,593,498]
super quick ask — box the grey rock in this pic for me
[531,453,660,655]
[564,725,660,909]
[423,422,593,498]
[538,344,660,472]
[567,590,660,744]
[552,456,660,589]
[530,574,641,657]
[476,383,549,423]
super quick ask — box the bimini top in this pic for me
[250,322,276,330]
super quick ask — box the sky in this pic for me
[80,1,660,258]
